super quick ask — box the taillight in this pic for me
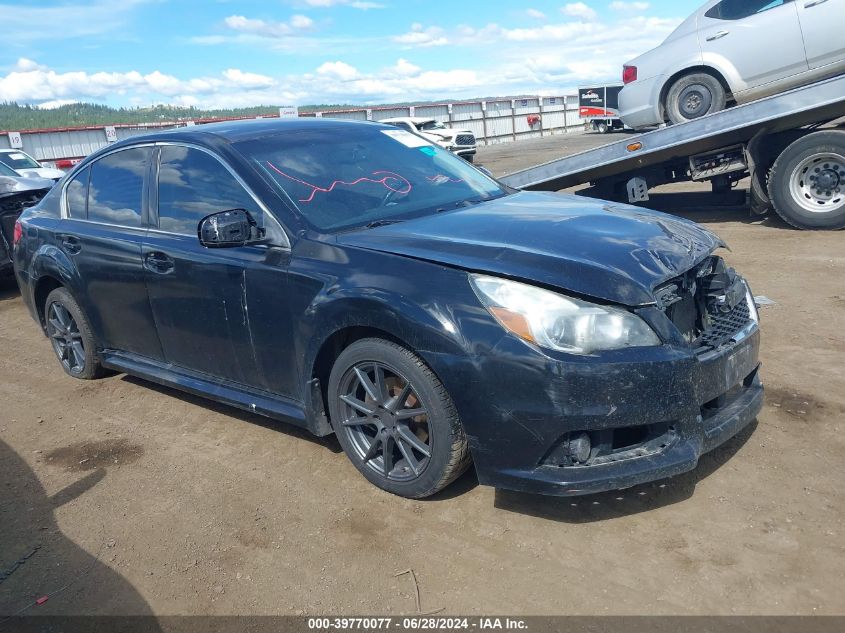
[13,220,23,247]
[623,65,638,84]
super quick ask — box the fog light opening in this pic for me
[569,432,592,464]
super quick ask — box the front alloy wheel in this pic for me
[338,362,431,481]
[328,338,471,498]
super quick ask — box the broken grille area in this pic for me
[656,256,754,352]
[1,190,49,247]
[695,299,751,349]
[455,134,475,146]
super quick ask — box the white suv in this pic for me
[618,0,845,129]
[380,117,477,162]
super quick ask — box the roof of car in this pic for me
[117,117,386,146]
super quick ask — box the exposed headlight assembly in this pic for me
[470,274,661,355]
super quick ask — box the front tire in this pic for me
[664,72,726,125]
[327,338,471,498]
[768,130,845,230]
[44,287,105,380]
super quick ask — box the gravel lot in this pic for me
[1,131,843,617]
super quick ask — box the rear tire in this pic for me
[665,72,726,125]
[44,287,105,380]
[328,338,471,498]
[597,121,608,134]
[768,130,845,230]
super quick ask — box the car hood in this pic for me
[337,191,724,306]
[0,174,55,196]
[18,167,63,181]
[422,129,471,142]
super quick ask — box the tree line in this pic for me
[0,102,357,130]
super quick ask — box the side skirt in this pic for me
[100,350,309,429]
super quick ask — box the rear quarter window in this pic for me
[65,166,90,219]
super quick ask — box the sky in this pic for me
[0,0,702,109]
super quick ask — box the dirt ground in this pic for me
[1,131,843,617]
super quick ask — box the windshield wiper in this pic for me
[364,219,404,229]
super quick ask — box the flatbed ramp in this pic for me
[500,74,845,193]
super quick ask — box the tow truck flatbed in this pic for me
[499,75,845,230]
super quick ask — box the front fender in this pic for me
[300,281,475,382]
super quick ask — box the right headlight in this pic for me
[470,274,661,355]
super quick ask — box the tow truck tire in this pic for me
[665,73,726,125]
[768,130,845,230]
[597,121,608,134]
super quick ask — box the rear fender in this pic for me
[29,244,84,326]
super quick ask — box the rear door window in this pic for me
[87,147,150,227]
[156,146,261,235]
[706,0,789,20]
[65,166,90,219]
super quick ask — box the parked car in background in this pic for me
[619,0,845,129]
[1,163,53,276]
[14,119,762,499]
[380,117,477,162]
[0,149,65,181]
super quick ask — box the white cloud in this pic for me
[385,58,421,77]
[222,69,275,89]
[223,14,313,38]
[526,9,546,20]
[316,61,360,81]
[562,3,598,21]
[610,1,650,10]
[393,23,448,48]
[303,0,385,8]
[15,58,46,72]
[290,15,315,29]
[36,99,80,110]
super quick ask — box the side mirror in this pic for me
[198,209,265,248]
[476,165,494,178]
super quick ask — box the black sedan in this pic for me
[12,119,763,498]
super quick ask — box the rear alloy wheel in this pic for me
[768,131,845,230]
[665,73,726,125]
[44,287,104,380]
[597,121,608,134]
[328,339,471,498]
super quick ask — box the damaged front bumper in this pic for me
[424,322,762,497]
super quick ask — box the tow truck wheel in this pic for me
[768,130,845,230]
[665,73,726,125]
[597,121,608,134]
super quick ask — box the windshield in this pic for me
[0,151,41,170]
[240,125,506,232]
[418,120,447,131]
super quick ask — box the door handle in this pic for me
[144,252,174,274]
[60,235,82,254]
[706,30,729,41]
[804,0,828,7]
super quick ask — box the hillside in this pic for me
[0,102,352,130]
